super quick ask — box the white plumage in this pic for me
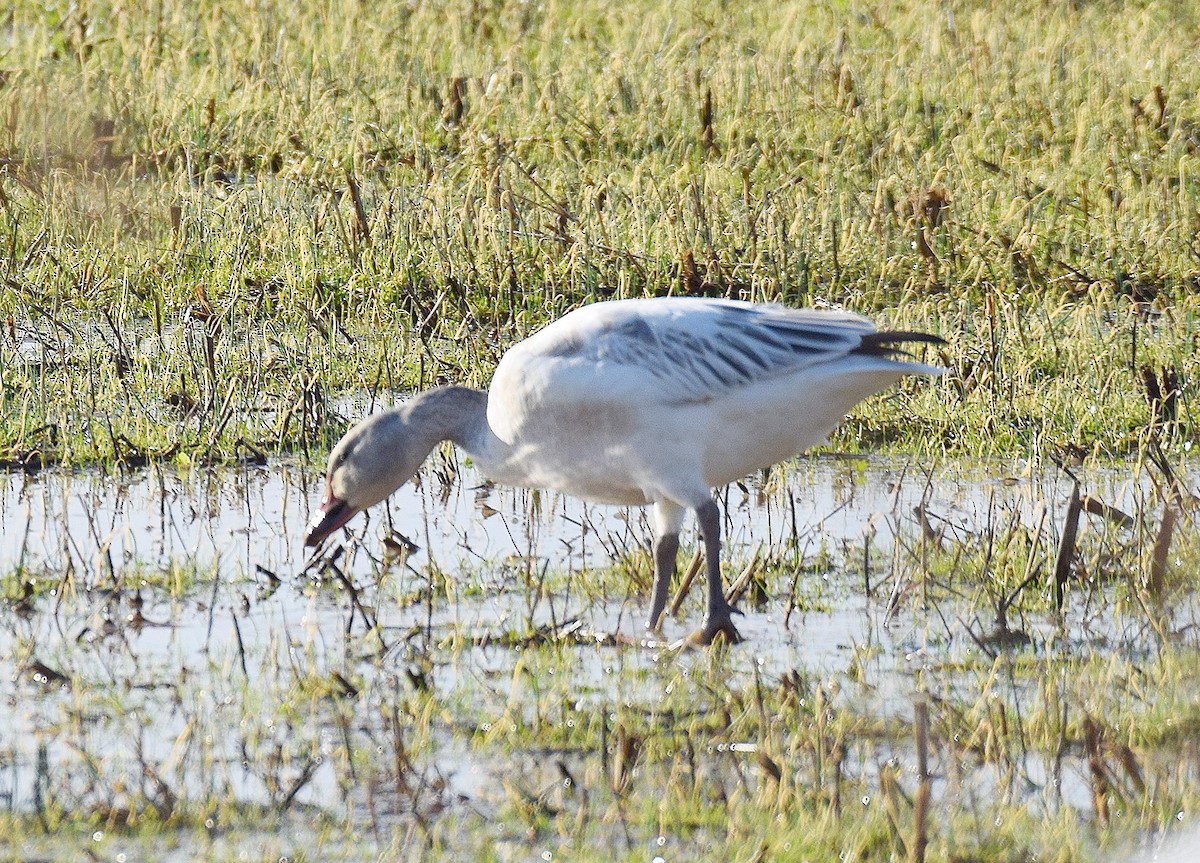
[305,297,943,644]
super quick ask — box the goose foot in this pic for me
[639,624,672,649]
[674,613,743,649]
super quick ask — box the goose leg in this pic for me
[686,498,742,646]
[647,500,685,632]
[646,531,679,632]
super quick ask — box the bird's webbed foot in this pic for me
[674,607,743,648]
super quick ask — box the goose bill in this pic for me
[304,494,355,546]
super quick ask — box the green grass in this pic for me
[2,0,1200,464]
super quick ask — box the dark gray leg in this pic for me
[646,531,679,631]
[692,498,741,645]
[647,500,685,633]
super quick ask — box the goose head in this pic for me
[304,409,435,547]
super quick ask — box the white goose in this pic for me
[304,297,943,644]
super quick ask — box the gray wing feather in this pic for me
[577,304,877,398]
[541,300,940,403]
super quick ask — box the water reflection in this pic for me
[0,455,1197,858]
[0,454,1184,659]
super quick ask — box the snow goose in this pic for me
[304,297,943,645]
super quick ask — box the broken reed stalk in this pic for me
[1079,495,1135,529]
[913,503,942,549]
[1082,716,1110,827]
[611,723,639,794]
[912,698,930,863]
[1141,364,1180,427]
[231,610,249,680]
[813,685,827,792]
[862,532,871,597]
[444,76,468,125]
[346,169,371,246]
[1148,503,1177,597]
[723,544,764,606]
[700,87,716,152]
[1146,437,1184,598]
[666,548,705,618]
[1053,482,1082,612]
[1148,437,1188,507]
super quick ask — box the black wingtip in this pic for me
[856,330,947,358]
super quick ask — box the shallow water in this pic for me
[0,453,1175,653]
[0,454,1050,669]
[0,453,1186,690]
[0,454,1196,859]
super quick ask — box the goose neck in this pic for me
[404,385,489,450]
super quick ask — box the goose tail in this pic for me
[855,330,946,363]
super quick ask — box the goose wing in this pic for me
[522,297,935,405]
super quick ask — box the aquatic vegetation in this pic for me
[1,458,1198,861]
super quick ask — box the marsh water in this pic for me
[0,453,1176,654]
[0,454,1081,665]
[1,454,1197,860]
